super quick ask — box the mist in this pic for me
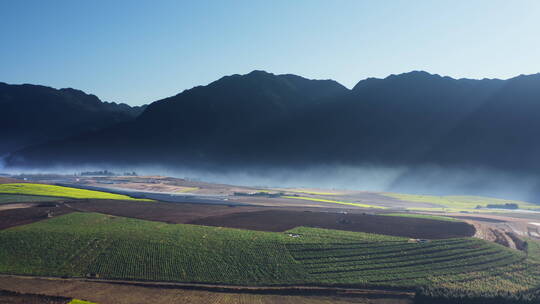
[2,160,540,204]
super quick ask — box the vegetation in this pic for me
[279,189,343,195]
[525,238,540,263]
[414,237,540,303]
[0,213,305,285]
[0,212,538,303]
[0,194,60,204]
[288,228,540,303]
[381,213,460,222]
[0,183,150,201]
[384,193,540,212]
[69,300,97,304]
[486,203,519,209]
[282,196,386,209]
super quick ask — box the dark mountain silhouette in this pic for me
[268,71,505,166]
[425,73,540,172]
[0,82,146,155]
[4,71,540,186]
[5,71,348,166]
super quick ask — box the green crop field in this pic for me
[0,213,305,285]
[0,183,150,202]
[277,189,344,195]
[380,213,460,222]
[287,228,537,290]
[69,300,97,304]
[282,196,386,209]
[0,212,538,302]
[384,193,540,212]
[0,194,61,204]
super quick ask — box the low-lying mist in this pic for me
[1,157,539,204]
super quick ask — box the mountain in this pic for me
[0,82,146,155]
[272,71,505,166]
[425,73,540,173]
[137,70,347,148]
[5,71,348,166]
[5,71,540,180]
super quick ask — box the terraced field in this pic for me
[0,212,538,303]
[286,227,530,288]
[413,239,540,303]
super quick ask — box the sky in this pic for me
[1,0,540,106]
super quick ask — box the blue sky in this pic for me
[1,0,539,105]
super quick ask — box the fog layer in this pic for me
[2,160,539,204]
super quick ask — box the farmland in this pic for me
[0,204,73,230]
[65,199,264,224]
[1,175,539,303]
[0,289,71,304]
[0,277,413,304]
[380,213,460,222]
[69,300,96,304]
[286,227,536,290]
[0,213,306,285]
[384,193,540,212]
[282,196,386,209]
[0,288,97,304]
[0,183,149,201]
[0,212,538,303]
[190,210,475,238]
[275,189,345,195]
[0,194,60,204]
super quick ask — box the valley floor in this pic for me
[1,175,539,303]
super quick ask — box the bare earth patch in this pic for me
[0,203,36,211]
[190,210,475,238]
[0,276,413,304]
[0,204,73,230]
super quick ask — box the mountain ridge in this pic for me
[0,82,146,155]
[4,70,540,174]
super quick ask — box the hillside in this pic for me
[426,73,540,172]
[6,71,540,181]
[5,71,349,166]
[0,82,145,155]
[0,212,538,303]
